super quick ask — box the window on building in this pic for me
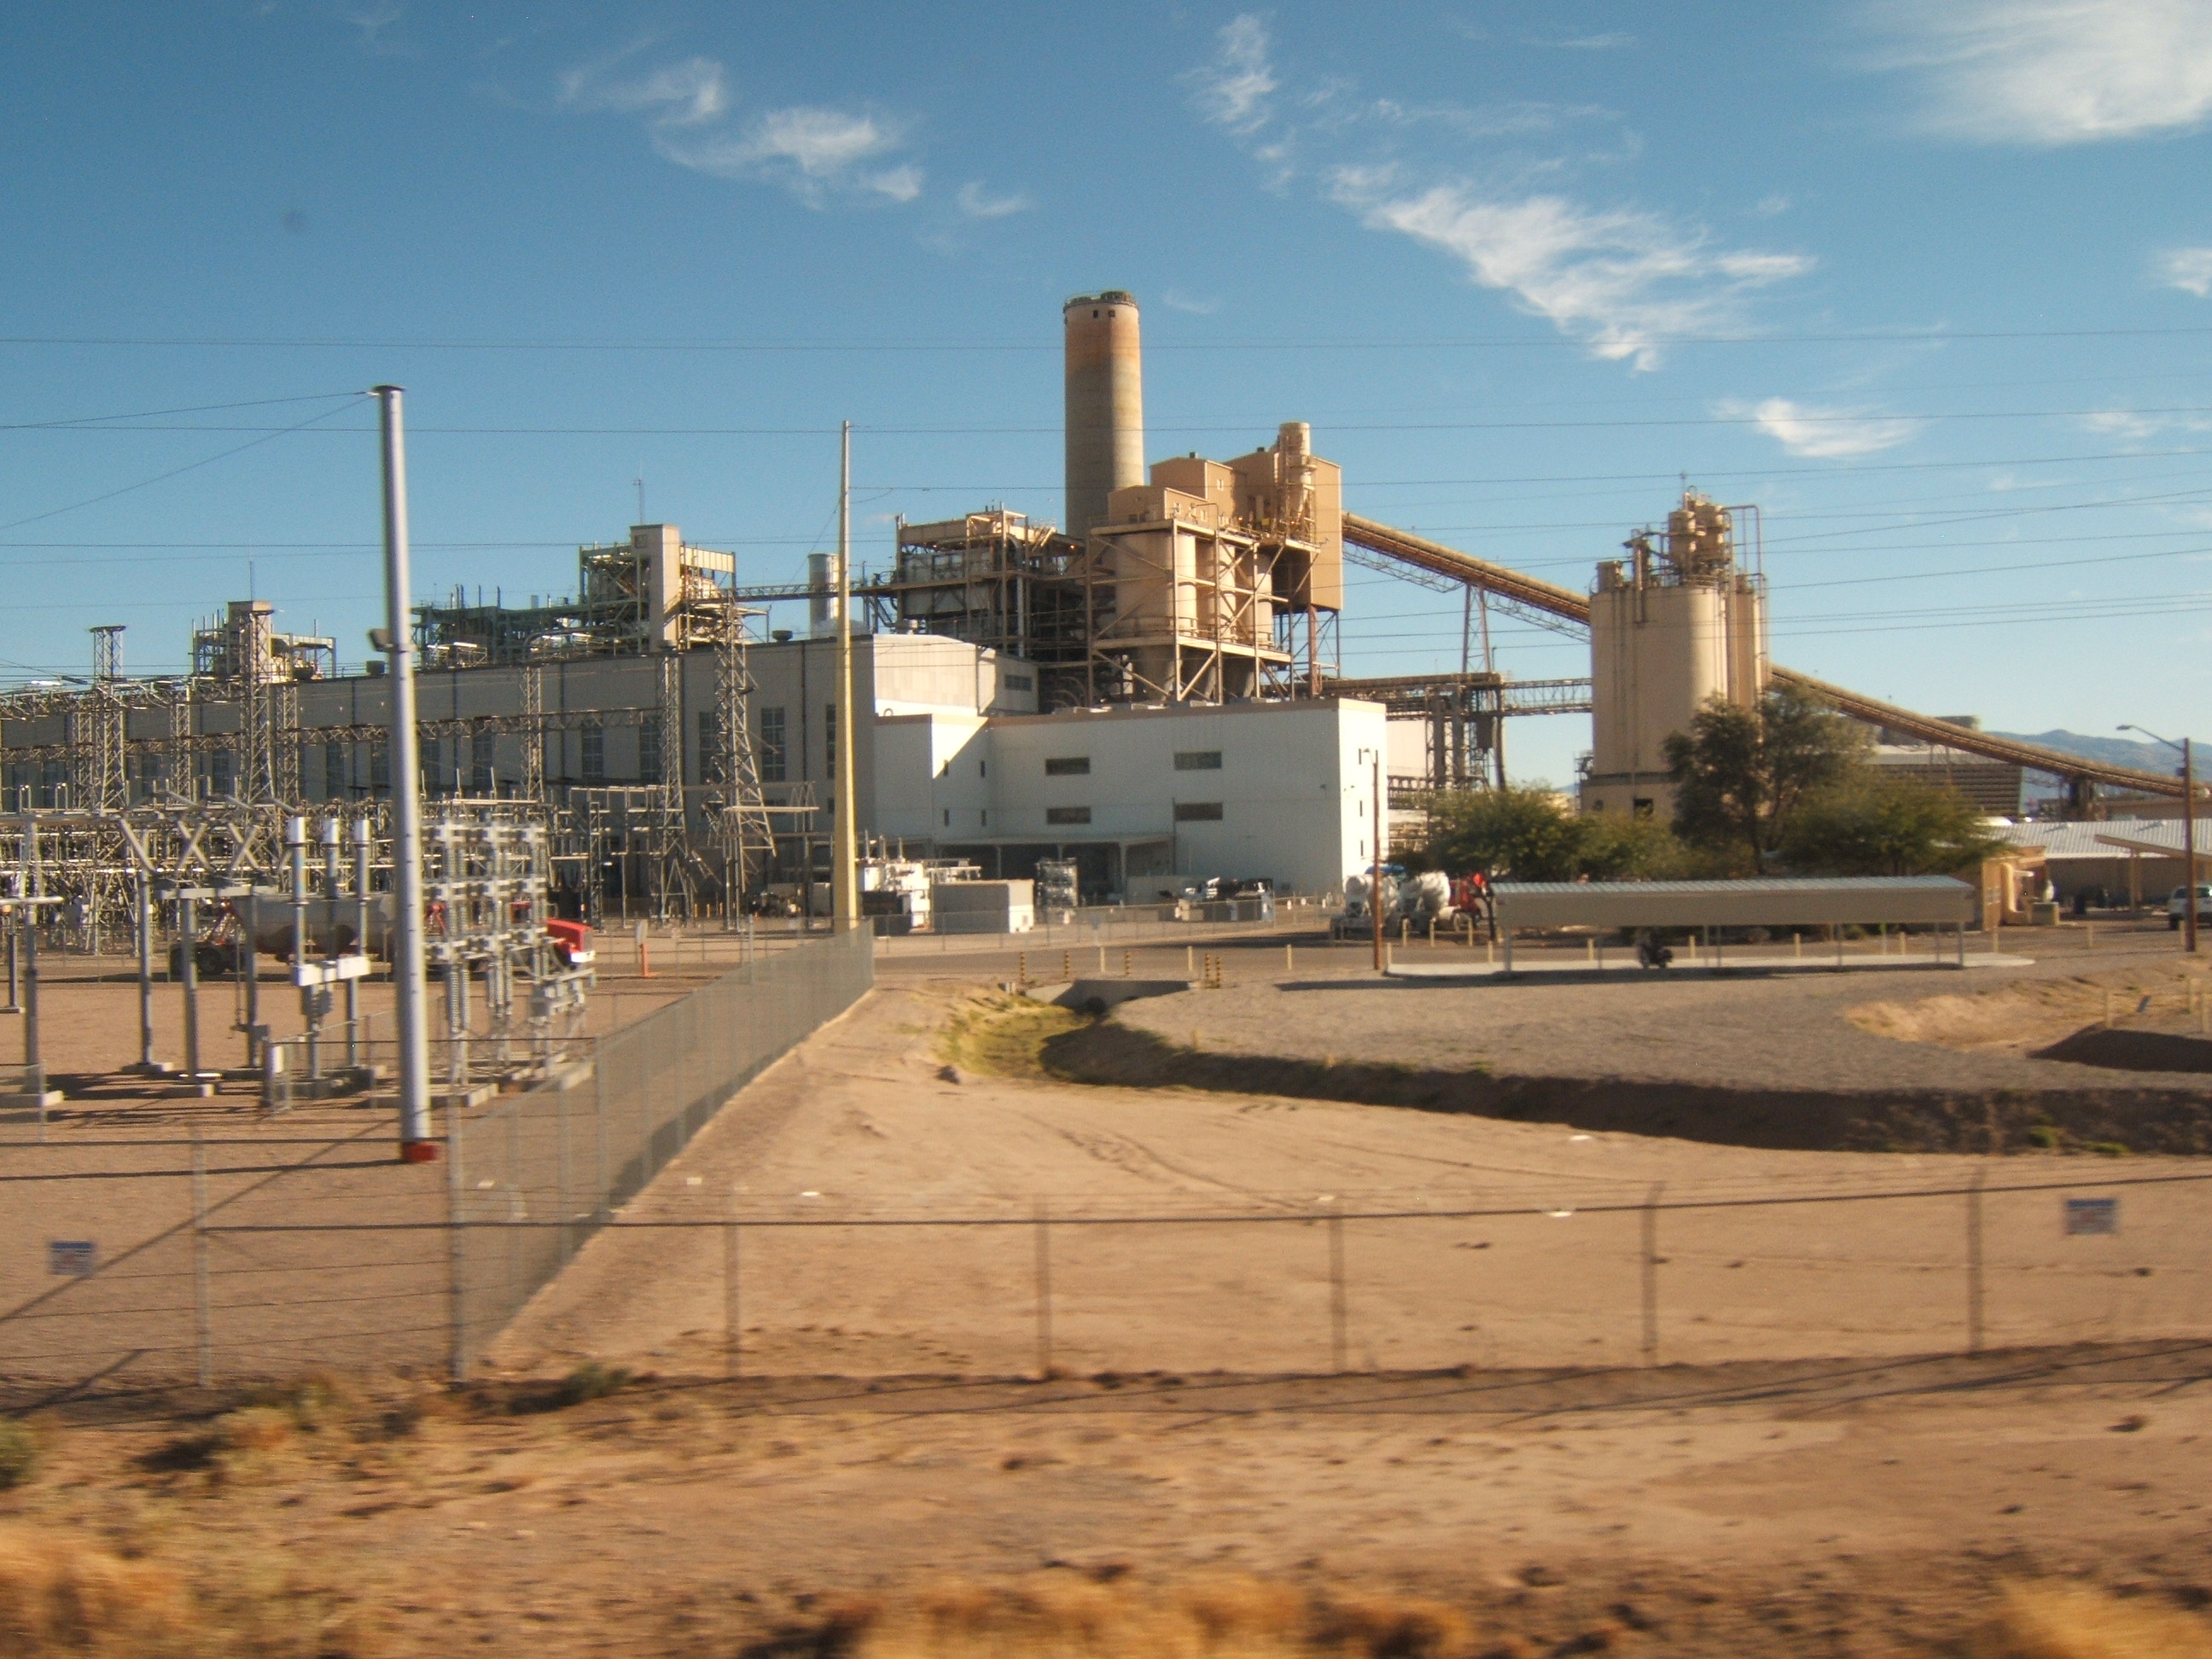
[418,738,440,795]
[638,720,663,785]
[1173,801,1224,822]
[1004,673,1033,691]
[580,725,604,784]
[824,703,836,773]
[370,742,389,796]
[697,709,719,777]
[325,740,346,800]
[1173,750,1224,771]
[471,733,494,795]
[1045,806,1091,825]
[760,707,786,783]
[1045,756,1091,776]
[942,808,950,828]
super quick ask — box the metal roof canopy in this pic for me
[1490,876,1976,931]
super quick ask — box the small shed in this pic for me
[1487,876,1977,970]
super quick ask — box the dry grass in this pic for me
[935,995,1089,1082]
[0,1525,375,1658]
[0,1527,189,1656]
[1964,1584,2212,1659]
[746,1575,1504,1659]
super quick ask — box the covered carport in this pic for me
[1487,876,1979,973]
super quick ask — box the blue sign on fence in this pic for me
[48,1240,96,1275]
[2064,1197,2119,1236]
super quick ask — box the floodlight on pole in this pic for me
[374,386,434,1154]
[2119,724,2198,955]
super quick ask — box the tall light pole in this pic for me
[2120,724,2197,955]
[831,421,859,931]
[374,387,434,1155]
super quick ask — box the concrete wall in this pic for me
[870,697,1388,896]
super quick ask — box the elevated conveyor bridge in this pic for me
[1339,512,2186,803]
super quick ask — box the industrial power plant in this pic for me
[0,288,2192,943]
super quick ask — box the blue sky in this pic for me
[3,1,2209,785]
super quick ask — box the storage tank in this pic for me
[1064,291,1144,542]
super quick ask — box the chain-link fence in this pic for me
[0,924,873,1392]
[443,921,874,1371]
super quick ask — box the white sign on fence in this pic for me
[2064,1197,2119,1236]
[47,1240,96,1276]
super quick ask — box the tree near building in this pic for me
[1411,784,1696,882]
[1663,687,1871,874]
[1412,784,1589,882]
[1780,771,2009,877]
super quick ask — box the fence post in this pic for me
[1641,1181,1663,1367]
[191,1128,212,1388]
[1328,1202,1348,1374]
[447,1104,468,1382]
[1033,1199,1054,1380]
[1966,1167,1986,1356]
[724,1218,741,1380]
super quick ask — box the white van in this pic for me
[2169,884,2212,929]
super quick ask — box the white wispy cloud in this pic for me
[1190,15,1277,134]
[1330,177,1812,370]
[559,54,725,125]
[2081,406,2212,440]
[1161,288,1220,315]
[1717,398,1922,457]
[1194,15,1810,370]
[2157,246,2212,295]
[345,2,414,57]
[561,51,921,207]
[1870,0,2212,144]
[955,181,1031,218]
[1526,32,1634,49]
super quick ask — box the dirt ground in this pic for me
[6,927,2212,1656]
[488,971,2209,1381]
[3,1346,2209,1656]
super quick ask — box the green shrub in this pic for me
[0,1417,38,1489]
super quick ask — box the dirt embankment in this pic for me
[964,998,2212,1157]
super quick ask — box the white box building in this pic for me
[871,696,1388,900]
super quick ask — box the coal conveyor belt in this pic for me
[1340,512,2186,800]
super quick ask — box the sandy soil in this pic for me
[491,981,2210,1380]
[3,1346,2209,1656]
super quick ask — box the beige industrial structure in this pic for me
[4,288,2198,942]
[1062,291,1146,543]
[1581,492,1768,817]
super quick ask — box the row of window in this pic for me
[1044,802,1224,826]
[1044,750,1222,777]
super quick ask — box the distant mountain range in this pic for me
[1993,730,2181,777]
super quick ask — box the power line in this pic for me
[7,323,2212,351]
[0,392,361,432]
[20,405,2212,437]
[0,396,367,533]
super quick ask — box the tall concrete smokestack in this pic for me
[1062,290,1144,542]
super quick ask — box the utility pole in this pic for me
[1371,751,1384,973]
[2186,736,2198,955]
[831,421,859,931]
[374,387,434,1160]
[2121,723,2198,956]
